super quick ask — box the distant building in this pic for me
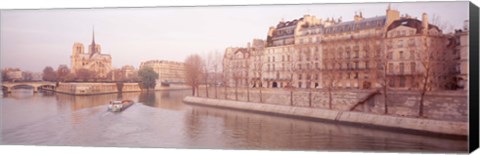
[121,65,136,80]
[451,25,469,90]
[71,30,112,79]
[32,72,42,81]
[139,60,186,89]
[223,39,265,87]
[3,68,23,82]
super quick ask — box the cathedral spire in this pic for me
[90,26,97,57]
[92,26,96,46]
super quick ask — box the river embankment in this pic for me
[183,96,467,137]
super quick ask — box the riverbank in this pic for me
[54,82,189,95]
[183,96,468,137]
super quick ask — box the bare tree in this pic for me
[371,34,390,114]
[233,71,240,101]
[321,45,339,110]
[76,68,93,82]
[42,66,57,82]
[258,56,264,103]
[185,54,204,96]
[245,51,251,102]
[203,53,212,98]
[415,16,450,117]
[22,71,33,82]
[56,65,70,82]
[285,49,299,106]
[211,51,223,99]
[222,53,229,100]
[431,14,453,33]
[417,35,447,117]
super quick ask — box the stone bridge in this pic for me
[1,82,57,93]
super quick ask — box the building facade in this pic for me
[223,39,265,87]
[263,15,324,88]
[385,13,455,90]
[71,31,112,79]
[451,25,469,90]
[3,68,23,82]
[223,5,464,91]
[139,60,186,88]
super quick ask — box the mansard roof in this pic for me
[323,16,386,34]
[386,18,441,34]
[276,18,304,29]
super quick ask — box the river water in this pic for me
[0,89,468,152]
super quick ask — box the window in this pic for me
[315,63,319,69]
[399,51,404,59]
[410,50,415,59]
[411,62,416,74]
[389,63,394,74]
[273,56,275,62]
[399,63,405,74]
[397,40,404,48]
[273,64,275,71]
[389,78,395,87]
[298,74,302,80]
[365,61,369,69]
[298,64,302,70]
[387,52,393,59]
[298,82,302,88]
[399,76,406,87]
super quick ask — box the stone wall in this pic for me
[198,87,375,109]
[370,91,468,122]
[196,86,468,122]
[184,96,468,136]
[56,82,141,95]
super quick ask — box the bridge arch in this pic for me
[2,82,57,93]
[11,84,37,92]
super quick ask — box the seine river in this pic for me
[1,89,467,152]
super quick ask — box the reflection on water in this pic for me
[0,89,468,152]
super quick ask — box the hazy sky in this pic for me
[0,1,469,72]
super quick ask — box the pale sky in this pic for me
[0,1,469,72]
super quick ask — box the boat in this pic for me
[108,100,134,112]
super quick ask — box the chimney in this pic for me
[385,4,400,27]
[463,20,469,31]
[354,12,364,22]
[422,13,429,35]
